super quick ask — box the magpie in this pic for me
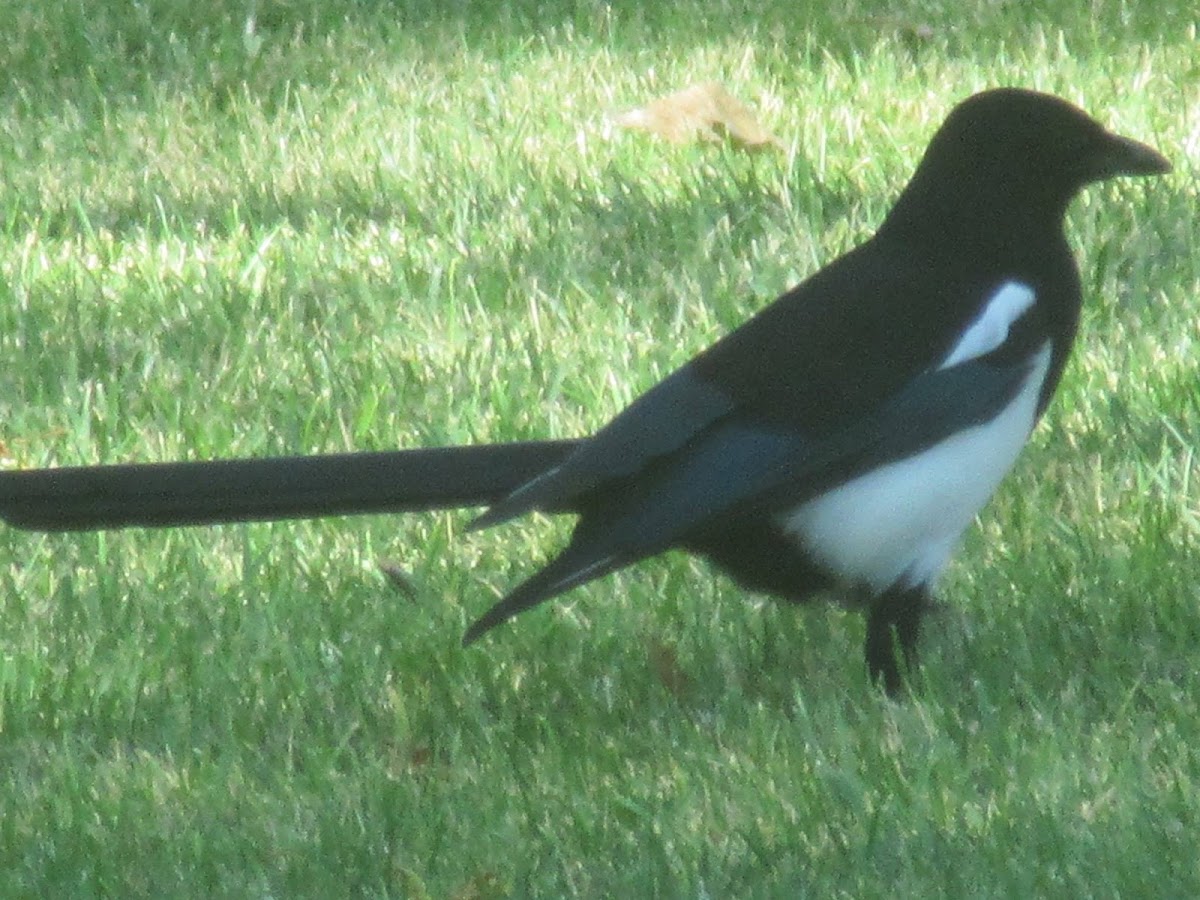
[0,89,1169,692]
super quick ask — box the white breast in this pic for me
[779,342,1052,593]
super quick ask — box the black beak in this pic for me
[1098,131,1172,178]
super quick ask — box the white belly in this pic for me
[779,343,1052,592]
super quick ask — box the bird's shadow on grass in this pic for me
[13,148,861,363]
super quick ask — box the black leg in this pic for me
[865,584,928,695]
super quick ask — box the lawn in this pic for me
[0,0,1197,896]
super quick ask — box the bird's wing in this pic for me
[470,366,736,528]
[473,238,1029,529]
[464,344,1045,643]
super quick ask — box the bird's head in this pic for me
[882,88,1171,242]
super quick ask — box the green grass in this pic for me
[1,0,1198,895]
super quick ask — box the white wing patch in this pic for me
[939,281,1036,369]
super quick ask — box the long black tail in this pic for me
[0,440,579,532]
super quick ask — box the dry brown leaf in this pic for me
[451,872,506,900]
[378,558,418,600]
[648,640,692,697]
[616,81,782,151]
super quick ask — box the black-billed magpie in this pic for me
[0,89,1170,692]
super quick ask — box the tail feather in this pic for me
[0,440,579,532]
[462,545,621,645]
